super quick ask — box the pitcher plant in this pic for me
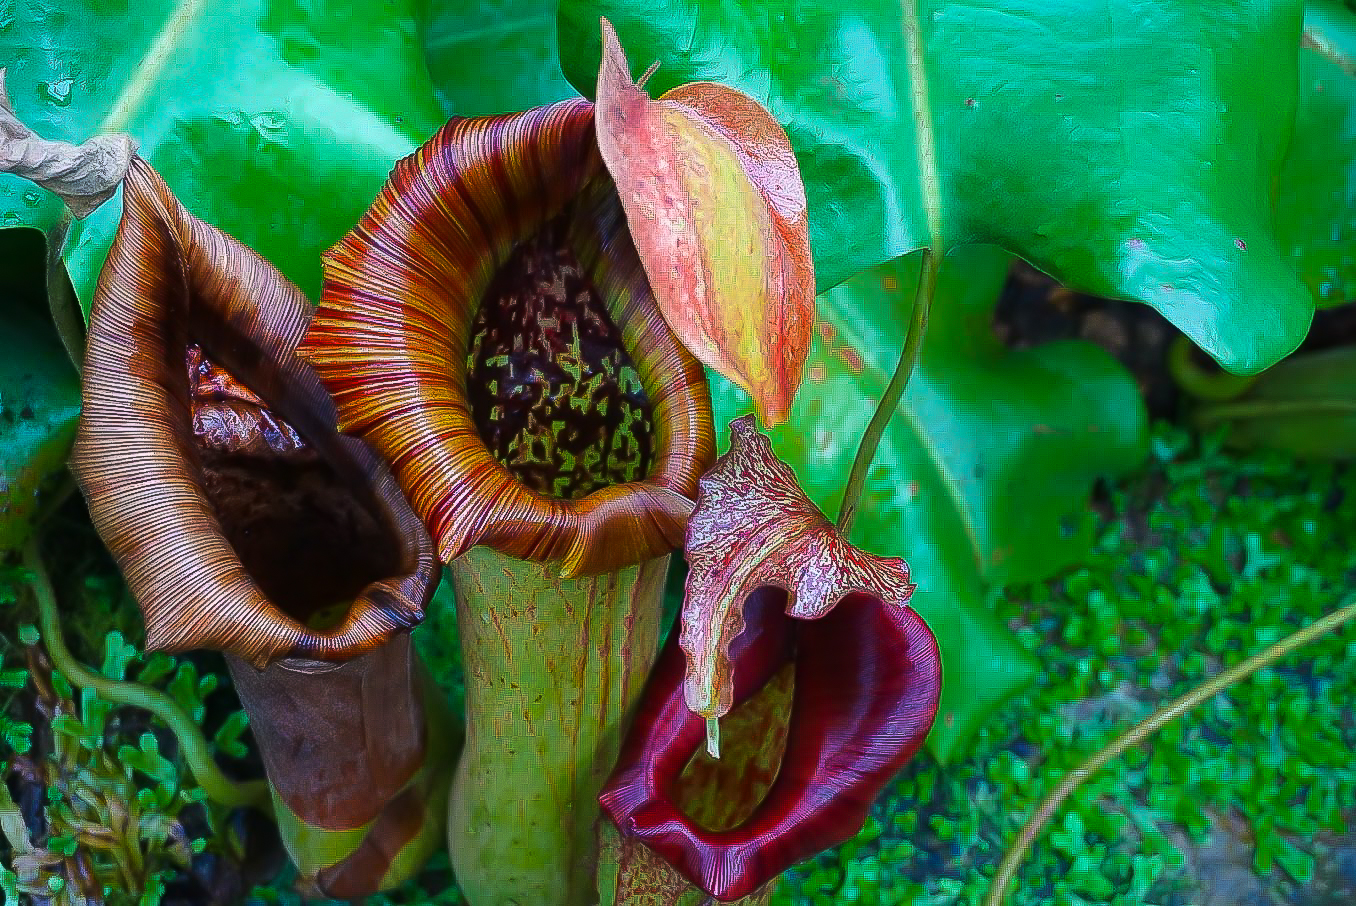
[297,19,940,905]
[1,17,942,905]
[68,159,453,898]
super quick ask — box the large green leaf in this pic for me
[0,229,80,553]
[707,247,1148,761]
[0,0,446,308]
[417,0,578,116]
[1277,0,1356,308]
[558,0,1314,374]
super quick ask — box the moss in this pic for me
[0,625,254,903]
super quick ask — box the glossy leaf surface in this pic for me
[705,247,1148,760]
[0,229,79,552]
[559,0,1314,373]
[416,0,578,116]
[1278,0,1356,308]
[0,0,445,309]
[595,23,814,425]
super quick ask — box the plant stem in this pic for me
[837,248,939,536]
[44,209,86,374]
[29,472,77,532]
[1196,399,1356,422]
[1166,335,1259,402]
[984,596,1356,906]
[21,539,272,812]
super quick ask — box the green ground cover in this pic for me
[5,424,1355,905]
[773,425,1356,906]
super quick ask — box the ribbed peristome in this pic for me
[70,158,438,668]
[298,99,715,576]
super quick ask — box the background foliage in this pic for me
[1,0,1355,903]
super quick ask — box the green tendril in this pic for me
[1167,334,1261,402]
[1195,398,1356,423]
[837,247,939,536]
[22,539,273,813]
[985,596,1356,906]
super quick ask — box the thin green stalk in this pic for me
[1167,335,1259,402]
[837,248,939,536]
[30,472,77,530]
[836,0,944,534]
[985,597,1356,906]
[115,829,141,894]
[1196,398,1356,422]
[21,539,272,812]
[44,208,86,374]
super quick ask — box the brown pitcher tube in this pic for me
[69,158,449,895]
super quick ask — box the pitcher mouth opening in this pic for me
[466,209,655,502]
[600,587,942,901]
[71,158,438,668]
[188,344,404,630]
[299,100,716,576]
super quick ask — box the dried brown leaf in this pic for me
[0,68,137,218]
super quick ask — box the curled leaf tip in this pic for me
[679,414,916,722]
[0,68,137,218]
[593,25,815,428]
